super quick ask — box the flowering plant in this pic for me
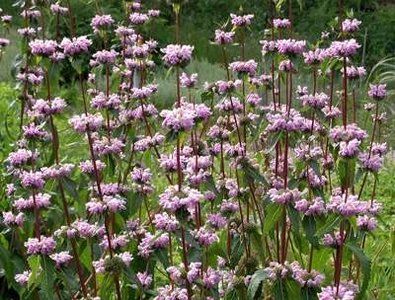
[0,1,391,300]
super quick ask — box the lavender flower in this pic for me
[214,29,235,45]
[61,36,92,56]
[91,14,114,33]
[230,13,254,27]
[342,18,362,33]
[368,84,386,100]
[161,44,194,67]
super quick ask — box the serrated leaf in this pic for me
[247,269,268,300]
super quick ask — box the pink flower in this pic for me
[214,29,235,45]
[50,251,73,267]
[273,18,291,29]
[161,44,194,66]
[230,13,254,27]
[368,84,386,100]
[91,14,114,33]
[61,36,92,56]
[15,271,31,286]
[342,18,362,33]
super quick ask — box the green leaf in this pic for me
[316,215,341,237]
[286,279,301,299]
[247,269,268,300]
[303,216,318,247]
[345,243,371,299]
[61,177,78,199]
[27,255,41,289]
[264,203,283,235]
[39,257,56,300]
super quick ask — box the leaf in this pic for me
[247,269,268,300]
[264,203,283,235]
[27,255,41,289]
[241,159,268,186]
[316,215,341,237]
[286,279,301,299]
[346,243,371,299]
[230,236,244,268]
[61,177,78,199]
[265,132,282,154]
[39,257,56,300]
[201,90,214,103]
[303,216,319,247]
[309,160,321,177]
[273,279,287,300]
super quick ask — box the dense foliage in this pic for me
[0,0,394,300]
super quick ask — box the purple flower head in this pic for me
[69,113,104,133]
[160,106,196,132]
[339,139,361,158]
[322,232,343,248]
[290,261,325,288]
[276,39,306,55]
[318,282,359,299]
[20,171,45,189]
[129,12,149,25]
[180,72,198,88]
[357,215,377,231]
[61,36,92,56]
[358,152,383,172]
[342,18,362,33]
[329,39,360,57]
[193,227,219,246]
[260,40,277,55]
[229,60,257,76]
[329,124,368,142]
[50,4,69,15]
[159,185,203,212]
[207,213,227,229]
[91,49,118,66]
[15,271,31,286]
[0,38,10,47]
[273,18,291,29]
[14,193,51,211]
[2,211,24,227]
[295,197,326,216]
[153,212,179,232]
[21,9,41,19]
[368,84,386,100]
[279,59,295,72]
[18,27,39,38]
[148,10,161,18]
[214,29,235,45]
[50,251,73,267]
[161,44,194,67]
[342,66,366,79]
[91,14,114,33]
[137,272,153,288]
[29,39,58,57]
[1,15,13,23]
[25,236,56,255]
[303,48,325,65]
[371,142,388,156]
[41,163,74,179]
[300,93,329,109]
[7,148,38,168]
[230,13,254,27]
[327,194,365,217]
[268,188,301,205]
